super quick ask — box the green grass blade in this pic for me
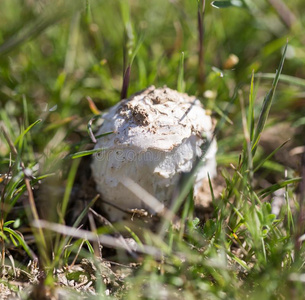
[4,227,34,258]
[64,12,80,74]
[85,240,95,254]
[85,0,92,24]
[231,254,250,271]
[248,71,255,141]
[52,195,99,269]
[61,159,81,220]
[14,119,41,146]
[251,43,287,156]
[214,105,234,125]
[211,0,244,9]
[125,226,144,248]
[69,148,106,159]
[258,177,301,198]
[208,174,216,204]
[130,32,144,67]
[177,52,185,93]
[253,139,290,172]
[255,73,305,88]
[197,0,205,90]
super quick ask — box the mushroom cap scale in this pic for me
[98,86,213,152]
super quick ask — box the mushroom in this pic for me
[91,86,217,221]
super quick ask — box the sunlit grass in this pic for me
[0,0,305,299]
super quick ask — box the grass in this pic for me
[0,0,305,299]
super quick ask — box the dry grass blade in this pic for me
[89,208,138,258]
[88,211,101,257]
[121,65,131,100]
[268,0,297,28]
[86,96,101,116]
[0,123,17,157]
[87,116,100,144]
[32,220,162,259]
[120,177,165,215]
[87,115,112,145]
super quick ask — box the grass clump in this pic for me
[0,0,305,299]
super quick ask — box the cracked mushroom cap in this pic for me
[91,86,217,221]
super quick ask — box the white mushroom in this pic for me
[91,86,217,221]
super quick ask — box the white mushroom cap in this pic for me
[91,86,217,221]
